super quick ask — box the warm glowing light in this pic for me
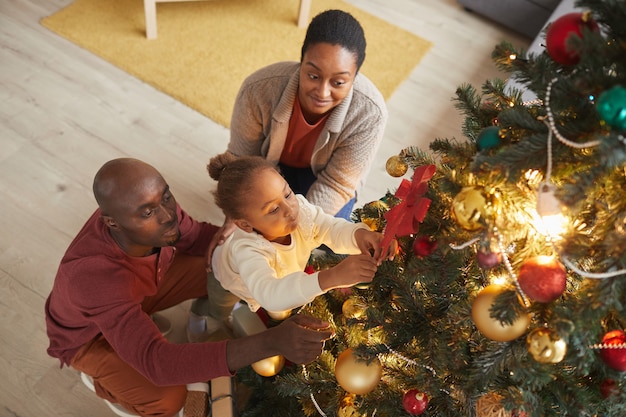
[491,275,507,286]
[537,183,561,217]
[536,182,567,238]
[509,54,517,60]
[524,169,543,184]
[539,213,567,238]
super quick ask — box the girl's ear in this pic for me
[234,219,254,233]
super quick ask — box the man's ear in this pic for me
[233,219,253,233]
[101,215,119,230]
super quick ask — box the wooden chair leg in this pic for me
[297,0,311,28]
[144,0,158,39]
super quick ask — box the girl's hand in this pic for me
[318,253,378,290]
[355,229,397,264]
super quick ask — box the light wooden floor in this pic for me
[0,0,530,415]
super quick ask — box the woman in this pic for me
[226,9,388,220]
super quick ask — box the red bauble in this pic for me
[477,250,503,269]
[413,236,437,257]
[545,12,599,65]
[517,256,567,303]
[402,389,429,415]
[600,378,619,399]
[600,330,626,371]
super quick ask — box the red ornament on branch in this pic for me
[600,378,619,399]
[402,389,429,415]
[599,330,626,371]
[413,236,437,257]
[517,256,567,303]
[380,164,436,255]
[545,12,599,65]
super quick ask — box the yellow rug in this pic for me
[42,0,432,128]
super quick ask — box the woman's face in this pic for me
[236,168,300,244]
[298,43,358,123]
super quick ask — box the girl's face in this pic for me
[235,168,300,244]
[298,42,358,124]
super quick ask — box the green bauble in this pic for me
[597,85,626,130]
[476,126,502,150]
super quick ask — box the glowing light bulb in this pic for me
[491,275,507,286]
[537,182,560,217]
[536,182,566,237]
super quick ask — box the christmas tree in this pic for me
[235,1,626,415]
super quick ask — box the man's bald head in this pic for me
[93,158,161,215]
[92,158,180,255]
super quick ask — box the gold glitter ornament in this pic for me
[526,327,567,363]
[335,348,382,395]
[342,298,367,319]
[451,186,501,231]
[385,155,408,177]
[360,200,388,232]
[361,217,380,232]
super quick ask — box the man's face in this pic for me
[104,172,180,256]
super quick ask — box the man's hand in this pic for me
[206,218,237,271]
[224,314,333,371]
[269,315,333,364]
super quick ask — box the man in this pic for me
[45,158,332,417]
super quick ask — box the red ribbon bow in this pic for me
[381,164,436,253]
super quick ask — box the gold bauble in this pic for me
[385,155,408,177]
[335,348,382,395]
[360,200,389,232]
[451,186,501,231]
[526,327,567,363]
[342,298,367,319]
[471,284,530,342]
[267,309,291,321]
[361,217,380,232]
[363,200,389,212]
[251,354,285,377]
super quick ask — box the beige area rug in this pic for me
[42,0,432,128]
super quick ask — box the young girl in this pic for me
[206,153,395,321]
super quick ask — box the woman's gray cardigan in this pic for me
[228,61,388,215]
